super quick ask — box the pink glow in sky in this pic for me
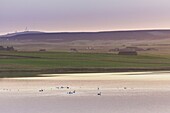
[1,0,170,34]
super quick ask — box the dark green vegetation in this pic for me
[0,51,170,77]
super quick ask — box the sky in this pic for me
[1,0,170,34]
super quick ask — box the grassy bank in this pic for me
[0,51,170,77]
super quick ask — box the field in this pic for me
[0,51,170,77]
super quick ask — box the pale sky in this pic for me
[1,0,170,34]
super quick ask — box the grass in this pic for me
[0,51,170,77]
[0,72,41,78]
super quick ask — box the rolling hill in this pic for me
[1,30,170,53]
[1,30,170,42]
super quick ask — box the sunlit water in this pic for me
[1,71,170,113]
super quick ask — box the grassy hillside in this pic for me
[2,30,170,53]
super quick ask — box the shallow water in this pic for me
[1,94,170,113]
[1,71,170,113]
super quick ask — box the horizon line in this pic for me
[1,28,170,35]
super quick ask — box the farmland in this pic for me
[0,51,170,77]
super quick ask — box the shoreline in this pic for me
[1,71,170,97]
[8,71,170,80]
[1,67,170,73]
[1,68,170,78]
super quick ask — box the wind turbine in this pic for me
[25,27,29,32]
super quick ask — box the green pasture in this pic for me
[0,51,170,77]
